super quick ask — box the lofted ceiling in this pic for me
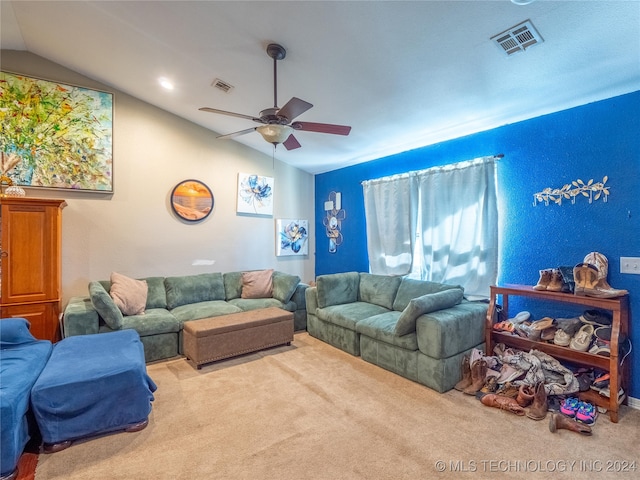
[1,1,639,174]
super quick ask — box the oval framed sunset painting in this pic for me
[170,179,214,222]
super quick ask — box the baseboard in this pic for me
[627,395,640,410]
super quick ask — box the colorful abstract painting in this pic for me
[0,71,113,192]
[276,219,309,256]
[237,173,273,215]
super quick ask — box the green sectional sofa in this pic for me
[305,272,487,393]
[63,271,308,363]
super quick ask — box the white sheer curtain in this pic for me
[416,157,498,299]
[362,156,498,298]
[362,174,418,275]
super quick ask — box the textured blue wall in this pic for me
[315,90,640,398]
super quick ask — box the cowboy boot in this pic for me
[476,375,499,398]
[463,359,487,395]
[548,413,592,435]
[454,355,472,392]
[516,384,534,407]
[526,382,548,420]
[480,393,526,416]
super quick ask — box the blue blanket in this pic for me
[31,330,157,444]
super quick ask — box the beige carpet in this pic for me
[35,333,640,480]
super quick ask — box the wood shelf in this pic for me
[486,284,629,423]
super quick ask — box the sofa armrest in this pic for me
[304,286,318,315]
[63,296,100,337]
[415,301,487,359]
[291,283,309,311]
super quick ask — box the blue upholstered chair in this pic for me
[31,329,157,452]
[0,318,52,480]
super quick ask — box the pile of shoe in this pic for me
[454,349,549,420]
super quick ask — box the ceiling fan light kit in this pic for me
[199,43,351,150]
[257,124,293,144]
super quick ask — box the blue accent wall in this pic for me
[315,90,640,398]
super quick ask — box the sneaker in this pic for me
[554,328,572,346]
[580,309,612,327]
[555,317,582,336]
[575,401,598,425]
[560,397,580,418]
[570,324,594,352]
[597,386,625,401]
[592,373,610,389]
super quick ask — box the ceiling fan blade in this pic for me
[199,107,262,123]
[283,134,301,151]
[291,121,351,136]
[216,127,257,139]
[277,97,313,122]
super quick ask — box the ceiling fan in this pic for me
[199,43,351,150]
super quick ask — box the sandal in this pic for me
[493,321,515,332]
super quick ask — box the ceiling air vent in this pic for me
[491,20,543,56]
[211,78,234,93]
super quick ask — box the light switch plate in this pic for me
[620,257,640,274]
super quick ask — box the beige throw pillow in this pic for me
[110,272,148,316]
[241,269,274,299]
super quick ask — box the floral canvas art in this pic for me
[237,173,273,215]
[276,219,309,256]
[0,71,113,192]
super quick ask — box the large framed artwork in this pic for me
[236,173,273,216]
[276,219,309,256]
[0,71,113,192]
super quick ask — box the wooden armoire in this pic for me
[0,197,66,342]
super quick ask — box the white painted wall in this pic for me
[1,51,315,305]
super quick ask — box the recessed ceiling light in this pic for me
[158,77,174,90]
[511,0,537,5]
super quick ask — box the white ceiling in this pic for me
[2,1,639,174]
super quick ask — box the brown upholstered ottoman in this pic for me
[183,307,294,368]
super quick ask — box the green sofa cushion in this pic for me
[144,277,168,309]
[358,273,402,310]
[272,271,301,303]
[228,297,284,311]
[356,312,419,350]
[99,308,180,336]
[316,302,390,330]
[392,277,463,312]
[165,273,225,309]
[170,301,242,323]
[223,271,243,300]
[316,272,360,308]
[89,281,124,330]
[395,288,464,336]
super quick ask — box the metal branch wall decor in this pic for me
[533,176,610,206]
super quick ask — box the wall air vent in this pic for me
[212,78,234,93]
[491,20,543,56]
